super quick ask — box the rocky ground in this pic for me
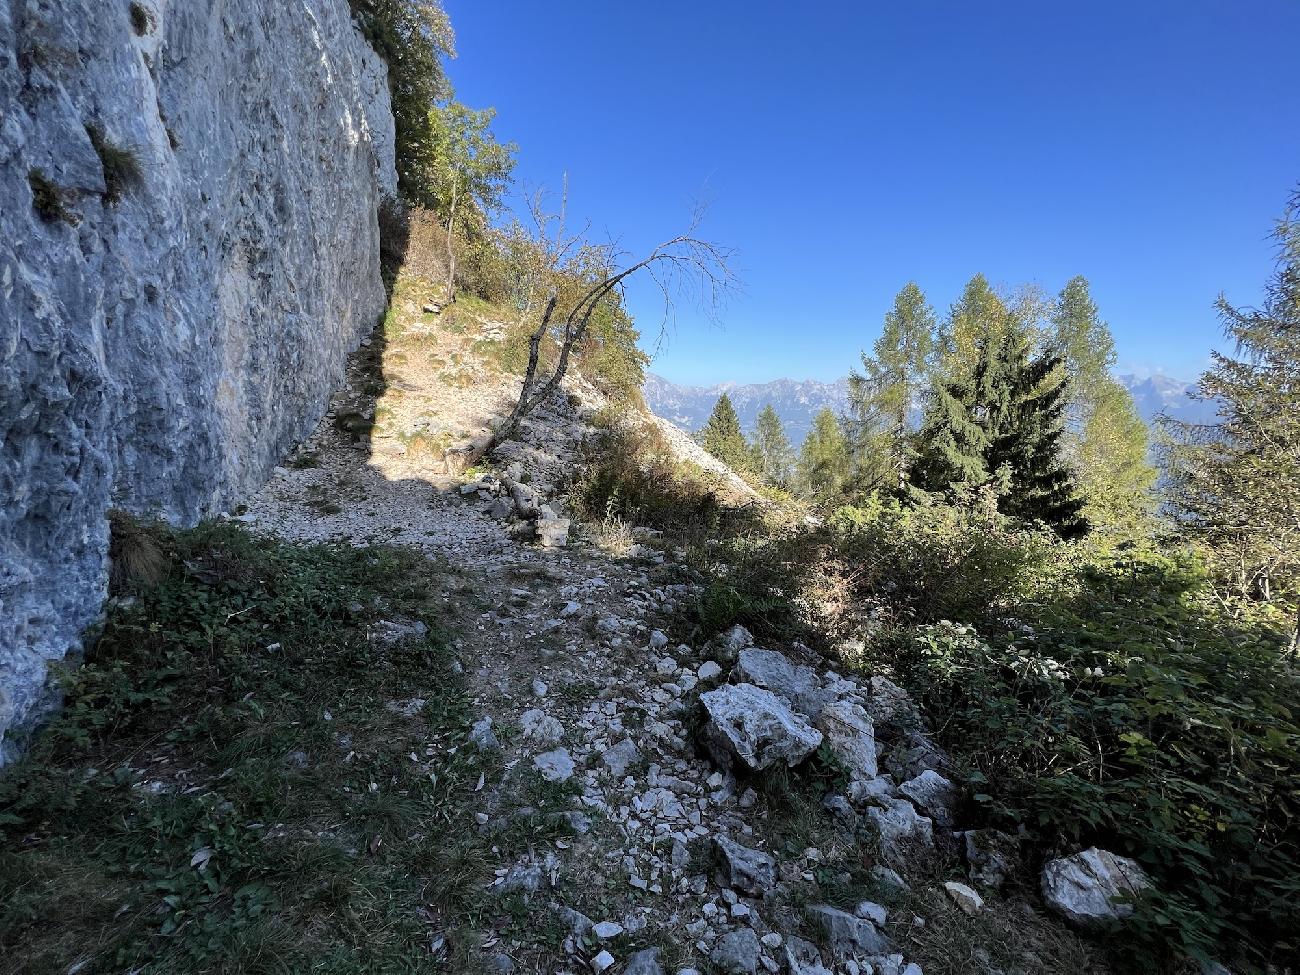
[234,297,1132,975]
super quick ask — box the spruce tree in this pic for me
[1163,190,1300,640]
[848,282,936,494]
[751,404,795,489]
[986,334,1087,536]
[797,408,851,502]
[913,332,1085,535]
[701,392,751,472]
[1051,276,1156,533]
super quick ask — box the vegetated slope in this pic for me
[1,266,1115,975]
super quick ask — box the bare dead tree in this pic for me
[483,201,734,456]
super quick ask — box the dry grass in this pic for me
[107,510,169,594]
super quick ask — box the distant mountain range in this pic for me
[643,371,1215,445]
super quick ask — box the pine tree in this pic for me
[848,283,936,494]
[750,404,795,489]
[701,392,751,472]
[1051,276,1156,533]
[1163,190,1300,642]
[798,408,851,502]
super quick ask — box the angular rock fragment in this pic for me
[807,904,890,958]
[711,928,761,974]
[1041,847,1150,930]
[864,796,934,866]
[533,747,574,782]
[733,648,827,717]
[712,834,777,896]
[898,769,957,826]
[699,683,823,772]
[817,699,878,780]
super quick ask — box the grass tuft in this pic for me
[86,124,143,202]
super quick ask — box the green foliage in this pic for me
[1051,276,1157,536]
[881,547,1299,968]
[701,392,752,471]
[938,273,1018,384]
[797,407,851,502]
[848,282,935,494]
[1163,189,1300,635]
[914,330,1085,536]
[421,101,517,221]
[0,523,489,972]
[750,404,795,488]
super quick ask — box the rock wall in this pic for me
[0,0,396,761]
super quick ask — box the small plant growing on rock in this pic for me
[86,124,143,203]
[129,2,153,35]
[28,169,74,223]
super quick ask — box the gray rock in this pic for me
[711,927,761,974]
[707,624,754,665]
[807,904,890,958]
[1041,847,1151,930]
[649,629,669,650]
[489,952,514,973]
[499,865,543,893]
[536,515,570,548]
[712,835,777,896]
[0,0,395,763]
[469,717,501,751]
[943,880,983,914]
[602,738,641,777]
[784,935,832,975]
[898,770,957,825]
[697,660,723,681]
[555,905,593,936]
[961,829,1019,889]
[520,708,564,743]
[699,683,823,772]
[533,747,574,782]
[817,699,878,780]
[864,796,934,866]
[854,900,888,925]
[625,948,666,975]
[593,920,624,939]
[733,648,826,717]
[488,497,514,520]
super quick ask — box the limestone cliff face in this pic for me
[0,0,396,760]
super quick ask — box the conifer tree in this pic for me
[913,332,1085,535]
[848,283,936,493]
[797,408,851,502]
[1051,276,1156,532]
[938,274,1016,383]
[986,334,1087,535]
[1164,191,1300,642]
[701,392,751,472]
[750,404,795,489]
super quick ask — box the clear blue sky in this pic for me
[443,1,1300,385]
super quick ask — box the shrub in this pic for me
[879,548,1300,968]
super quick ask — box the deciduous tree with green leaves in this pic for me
[847,282,935,494]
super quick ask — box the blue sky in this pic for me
[443,1,1300,385]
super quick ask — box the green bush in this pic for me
[877,547,1300,969]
